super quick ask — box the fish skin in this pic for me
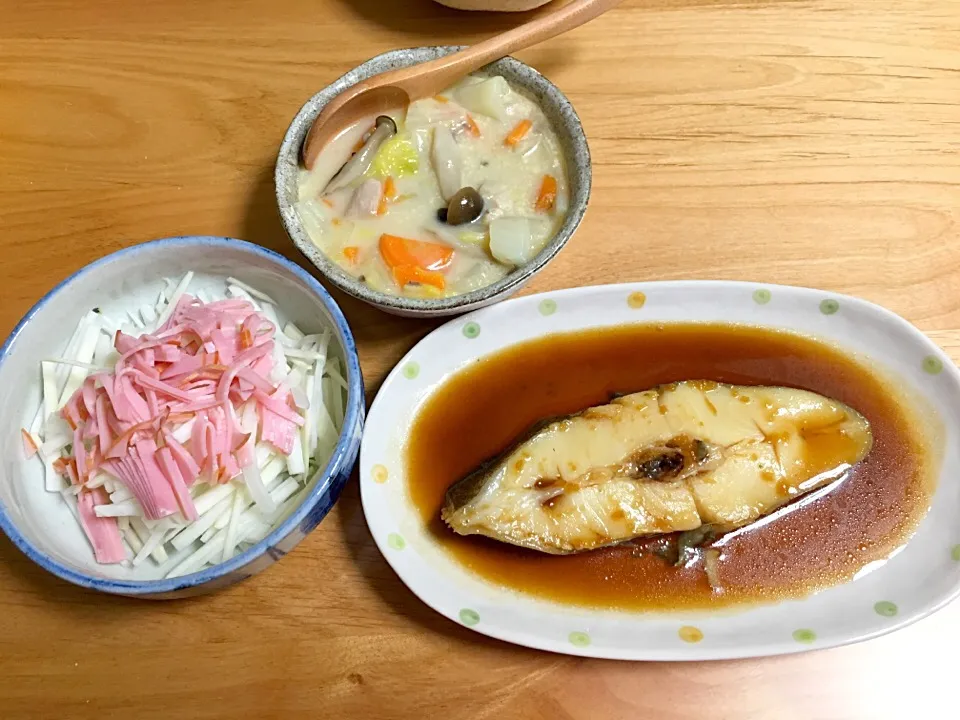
[441,381,873,554]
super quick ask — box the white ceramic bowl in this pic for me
[360,281,960,659]
[0,237,365,598]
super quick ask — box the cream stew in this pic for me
[295,73,569,299]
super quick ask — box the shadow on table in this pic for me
[0,535,160,614]
[333,470,514,650]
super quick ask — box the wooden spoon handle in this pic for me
[303,0,622,168]
[398,0,624,98]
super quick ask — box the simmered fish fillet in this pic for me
[442,381,872,554]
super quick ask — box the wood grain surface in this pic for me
[1,1,958,718]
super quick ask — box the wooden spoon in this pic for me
[302,0,623,169]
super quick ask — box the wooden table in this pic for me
[1,0,958,717]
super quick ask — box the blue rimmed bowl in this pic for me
[0,236,364,598]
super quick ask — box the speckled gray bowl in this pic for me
[275,46,591,318]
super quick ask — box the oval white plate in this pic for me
[360,281,960,660]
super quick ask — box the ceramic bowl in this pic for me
[360,281,960,660]
[275,46,591,318]
[0,237,364,598]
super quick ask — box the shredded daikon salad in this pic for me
[19,273,347,579]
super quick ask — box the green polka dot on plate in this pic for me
[459,608,480,626]
[952,545,960,562]
[874,601,898,617]
[538,299,557,316]
[462,322,480,339]
[387,533,405,551]
[922,355,943,375]
[819,299,840,315]
[792,629,816,644]
[402,362,420,379]
[752,289,771,305]
[568,631,590,647]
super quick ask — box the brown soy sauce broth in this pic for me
[405,324,934,610]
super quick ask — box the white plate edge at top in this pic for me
[359,280,960,661]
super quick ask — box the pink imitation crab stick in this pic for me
[50,292,306,559]
[76,487,127,564]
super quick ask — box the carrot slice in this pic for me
[504,119,532,147]
[392,265,446,290]
[377,194,388,216]
[535,174,558,212]
[21,429,38,458]
[383,176,397,200]
[379,234,454,272]
[465,115,481,138]
[321,198,335,208]
[343,246,360,263]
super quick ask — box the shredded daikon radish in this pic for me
[118,517,142,553]
[167,477,301,578]
[44,358,109,372]
[221,486,246,562]
[242,457,277,515]
[325,364,349,392]
[84,473,108,490]
[23,274,347,576]
[287,433,306,477]
[170,418,196,445]
[94,499,143,517]
[192,483,236,517]
[199,526,218,544]
[283,347,324,361]
[56,313,101,407]
[40,433,71,456]
[132,528,166,567]
[170,496,233,551]
[110,485,135,504]
[226,284,263,311]
[302,373,317,465]
[54,315,90,389]
[154,271,193,328]
[140,305,157,327]
[43,456,65,493]
[257,302,293,349]
[130,518,168,564]
[226,277,276,305]
[41,361,58,421]
[283,323,305,342]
